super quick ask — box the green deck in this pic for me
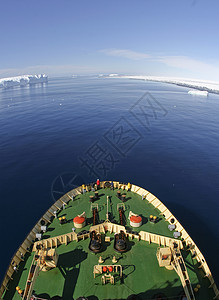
[3,187,215,300]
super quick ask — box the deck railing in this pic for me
[33,223,183,253]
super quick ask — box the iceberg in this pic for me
[108,73,119,77]
[188,90,208,96]
[106,75,219,95]
[0,74,48,88]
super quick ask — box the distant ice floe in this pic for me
[0,74,48,88]
[188,90,208,96]
[106,74,219,94]
[108,73,119,77]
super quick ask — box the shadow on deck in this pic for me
[58,247,87,300]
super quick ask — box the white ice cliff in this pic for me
[0,74,48,88]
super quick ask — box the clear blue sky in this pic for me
[1,0,219,80]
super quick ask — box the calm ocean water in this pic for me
[0,76,219,285]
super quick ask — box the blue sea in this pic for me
[0,76,219,285]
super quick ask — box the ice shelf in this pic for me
[0,74,48,88]
[106,74,219,94]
